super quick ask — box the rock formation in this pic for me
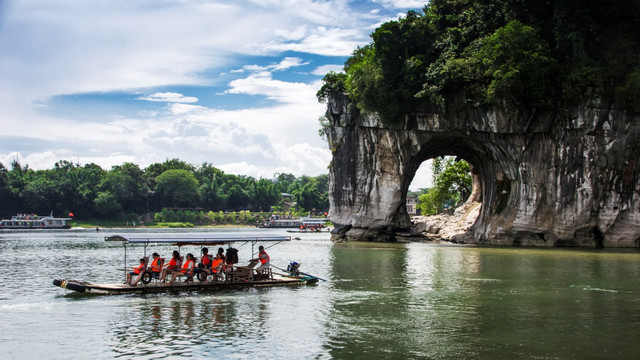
[324,92,640,247]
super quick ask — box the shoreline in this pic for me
[73,223,259,230]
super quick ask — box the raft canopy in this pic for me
[105,234,291,246]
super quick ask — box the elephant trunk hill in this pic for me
[325,92,640,247]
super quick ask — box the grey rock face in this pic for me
[324,93,640,247]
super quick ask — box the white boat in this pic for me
[261,215,328,229]
[0,213,71,229]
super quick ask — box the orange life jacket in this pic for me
[168,257,178,269]
[133,263,145,275]
[259,250,270,264]
[180,259,195,274]
[211,258,223,273]
[150,257,162,273]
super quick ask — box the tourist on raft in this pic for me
[211,247,225,274]
[168,253,195,285]
[193,247,212,277]
[148,253,162,274]
[126,258,146,285]
[216,247,226,262]
[130,252,162,286]
[198,247,225,281]
[160,250,181,282]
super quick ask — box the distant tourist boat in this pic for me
[261,215,327,230]
[0,213,72,229]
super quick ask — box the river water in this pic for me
[1,228,639,359]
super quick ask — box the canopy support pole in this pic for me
[123,241,127,282]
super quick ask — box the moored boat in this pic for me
[261,215,328,230]
[286,227,330,233]
[53,234,320,295]
[0,213,71,229]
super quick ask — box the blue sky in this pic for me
[0,0,432,189]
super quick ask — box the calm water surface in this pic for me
[1,228,639,359]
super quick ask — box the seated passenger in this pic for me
[131,253,161,286]
[213,247,226,272]
[126,258,146,285]
[168,253,195,285]
[148,253,162,274]
[160,250,181,282]
[193,247,212,276]
[217,247,226,261]
[211,252,225,275]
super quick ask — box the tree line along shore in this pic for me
[0,158,329,226]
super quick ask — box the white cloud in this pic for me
[256,26,367,57]
[168,103,209,115]
[274,25,308,41]
[138,92,199,103]
[0,0,416,179]
[312,64,344,76]
[409,159,433,190]
[372,0,428,9]
[240,57,308,73]
[218,141,331,180]
[225,72,316,104]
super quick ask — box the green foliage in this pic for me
[0,159,330,223]
[437,158,472,197]
[94,191,122,218]
[317,71,348,103]
[617,71,640,113]
[156,222,194,228]
[324,1,640,123]
[155,169,200,207]
[473,20,557,105]
[99,163,149,214]
[153,209,259,226]
[431,157,444,184]
[318,115,330,140]
[417,189,443,215]
[417,157,471,215]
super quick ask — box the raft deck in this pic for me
[54,273,317,295]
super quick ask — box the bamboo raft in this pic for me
[53,273,317,295]
[53,234,320,295]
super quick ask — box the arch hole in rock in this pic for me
[407,154,483,242]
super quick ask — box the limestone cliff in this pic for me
[325,92,640,247]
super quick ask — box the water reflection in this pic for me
[325,242,413,358]
[107,291,277,358]
[324,243,480,358]
[325,244,640,359]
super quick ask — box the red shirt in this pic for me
[201,255,211,267]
